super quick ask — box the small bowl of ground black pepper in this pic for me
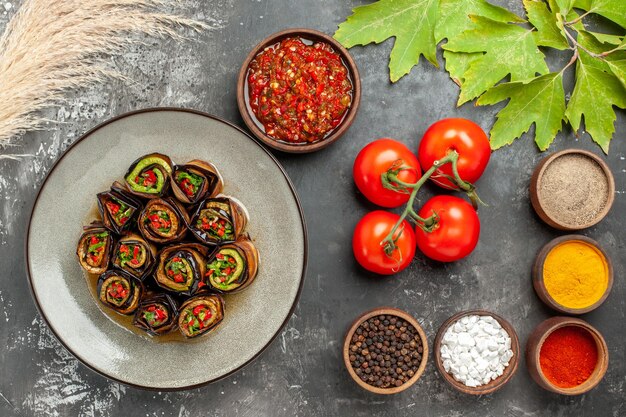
[530,149,615,230]
[343,307,428,394]
[237,28,361,153]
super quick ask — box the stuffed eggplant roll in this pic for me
[203,238,259,293]
[97,182,142,234]
[76,223,114,275]
[178,294,224,338]
[155,243,209,295]
[97,270,143,315]
[124,153,173,198]
[112,233,156,279]
[172,160,224,204]
[138,198,189,244]
[189,197,248,245]
[132,294,179,336]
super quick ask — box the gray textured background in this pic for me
[0,0,624,416]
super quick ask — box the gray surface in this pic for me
[27,110,305,389]
[0,0,624,416]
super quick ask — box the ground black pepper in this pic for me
[348,315,424,389]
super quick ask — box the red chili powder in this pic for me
[539,326,598,388]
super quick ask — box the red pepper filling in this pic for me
[248,37,353,144]
[117,243,143,267]
[142,304,168,327]
[197,214,233,240]
[182,304,213,334]
[206,253,238,284]
[105,197,131,226]
[134,169,158,189]
[107,280,129,302]
[147,210,172,233]
[86,232,108,265]
[176,171,204,198]
[165,256,188,284]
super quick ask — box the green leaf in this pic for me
[443,50,480,86]
[553,0,575,14]
[477,73,566,150]
[577,30,626,90]
[573,0,592,9]
[438,0,524,95]
[436,0,524,42]
[525,0,570,49]
[606,59,626,89]
[577,31,624,65]
[586,31,625,47]
[334,0,439,82]
[550,4,586,44]
[572,0,626,28]
[443,16,549,104]
[565,51,626,153]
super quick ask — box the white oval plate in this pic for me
[26,109,307,390]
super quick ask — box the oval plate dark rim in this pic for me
[24,107,308,391]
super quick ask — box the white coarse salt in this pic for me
[440,315,513,387]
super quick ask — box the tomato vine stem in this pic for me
[379,150,479,255]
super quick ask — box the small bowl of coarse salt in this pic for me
[434,310,520,395]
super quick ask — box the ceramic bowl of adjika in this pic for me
[237,28,361,153]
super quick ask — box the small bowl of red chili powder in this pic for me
[237,28,361,153]
[526,317,609,395]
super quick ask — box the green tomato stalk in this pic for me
[379,150,481,256]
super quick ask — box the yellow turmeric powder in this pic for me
[543,241,608,309]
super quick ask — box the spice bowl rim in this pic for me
[525,316,609,395]
[433,309,520,395]
[533,234,614,315]
[236,27,361,154]
[529,148,615,230]
[342,307,429,395]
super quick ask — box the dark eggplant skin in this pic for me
[76,222,114,275]
[138,197,190,244]
[188,196,249,246]
[97,269,143,315]
[204,236,259,294]
[177,294,225,338]
[171,160,224,205]
[111,233,157,280]
[154,243,211,296]
[97,182,143,235]
[132,293,179,336]
[124,153,174,199]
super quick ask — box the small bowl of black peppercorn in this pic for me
[343,307,429,394]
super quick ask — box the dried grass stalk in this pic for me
[0,0,207,145]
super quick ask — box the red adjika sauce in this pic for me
[247,37,353,144]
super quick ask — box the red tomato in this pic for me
[415,196,480,262]
[353,211,416,275]
[417,118,490,189]
[353,138,422,208]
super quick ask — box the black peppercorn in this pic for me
[348,315,424,389]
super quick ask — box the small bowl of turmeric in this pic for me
[533,235,613,315]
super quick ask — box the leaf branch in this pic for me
[563,10,593,26]
[561,21,603,58]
